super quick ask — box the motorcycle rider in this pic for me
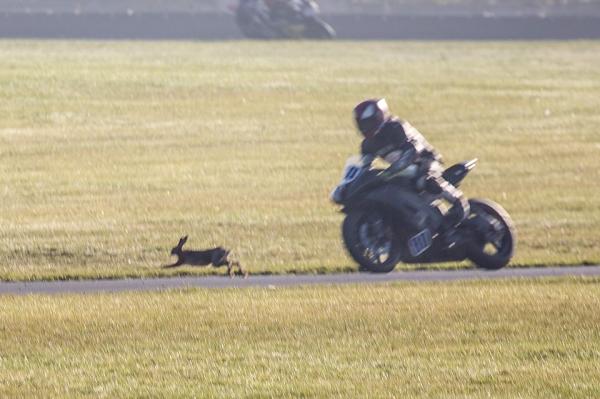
[353,98,470,243]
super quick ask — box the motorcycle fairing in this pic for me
[344,184,444,235]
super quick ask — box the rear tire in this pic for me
[342,209,402,273]
[466,199,516,270]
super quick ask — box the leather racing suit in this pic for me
[360,118,470,233]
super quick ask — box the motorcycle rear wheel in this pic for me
[466,199,516,270]
[342,209,402,273]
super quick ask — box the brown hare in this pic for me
[163,236,248,278]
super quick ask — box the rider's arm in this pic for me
[359,139,376,169]
[387,142,417,173]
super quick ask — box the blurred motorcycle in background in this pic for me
[232,0,336,39]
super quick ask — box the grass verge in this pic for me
[1,41,599,280]
[1,278,599,397]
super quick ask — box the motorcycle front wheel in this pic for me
[342,209,402,273]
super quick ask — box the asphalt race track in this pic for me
[1,266,599,295]
[1,12,600,40]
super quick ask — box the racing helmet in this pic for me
[353,98,390,139]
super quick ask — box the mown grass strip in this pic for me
[0,278,599,397]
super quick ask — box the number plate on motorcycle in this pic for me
[408,229,433,257]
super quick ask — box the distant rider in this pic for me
[353,98,470,241]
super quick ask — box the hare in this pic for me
[163,236,248,278]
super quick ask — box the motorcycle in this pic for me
[234,0,336,39]
[331,156,516,273]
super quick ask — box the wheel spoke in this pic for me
[357,215,394,266]
[492,238,503,250]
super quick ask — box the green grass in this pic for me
[1,40,599,280]
[1,278,600,397]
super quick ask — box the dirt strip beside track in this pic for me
[1,265,599,295]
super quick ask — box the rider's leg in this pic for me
[424,174,470,230]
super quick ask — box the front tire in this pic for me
[466,199,516,270]
[342,209,402,273]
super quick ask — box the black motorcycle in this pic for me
[331,156,516,273]
[234,0,336,39]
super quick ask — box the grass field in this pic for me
[1,278,599,397]
[1,40,599,280]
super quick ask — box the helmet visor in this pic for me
[357,117,381,138]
